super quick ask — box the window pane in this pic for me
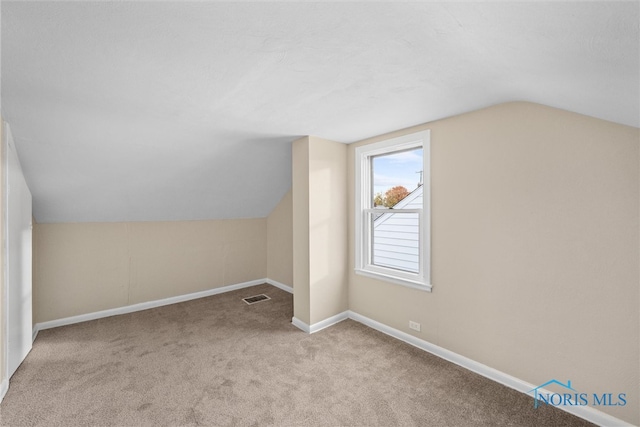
[370,211,420,273]
[371,148,423,208]
[355,130,430,288]
[369,147,423,274]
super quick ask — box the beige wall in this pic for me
[34,218,267,323]
[348,102,639,424]
[292,136,349,325]
[292,137,311,324]
[267,189,293,287]
[308,136,348,324]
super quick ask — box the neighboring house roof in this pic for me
[372,185,423,273]
[373,185,423,226]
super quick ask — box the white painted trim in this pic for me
[291,317,309,333]
[32,325,39,343]
[36,279,267,331]
[310,311,349,333]
[0,378,8,403]
[265,278,293,294]
[354,269,432,292]
[354,130,431,289]
[291,311,350,334]
[347,311,632,427]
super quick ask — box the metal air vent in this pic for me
[242,294,270,305]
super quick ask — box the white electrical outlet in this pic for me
[409,321,421,332]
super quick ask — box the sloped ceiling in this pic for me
[1,2,638,223]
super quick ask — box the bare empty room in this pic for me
[0,2,638,426]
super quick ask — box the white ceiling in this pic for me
[2,1,638,223]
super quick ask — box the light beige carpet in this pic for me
[0,284,593,426]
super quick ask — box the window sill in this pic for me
[354,268,432,292]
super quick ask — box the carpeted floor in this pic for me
[0,283,593,426]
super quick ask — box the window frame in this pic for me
[354,130,431,292]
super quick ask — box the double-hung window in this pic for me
[354,130,431,291]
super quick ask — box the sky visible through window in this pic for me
[372,148,423,200]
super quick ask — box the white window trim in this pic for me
[354,130,431,292]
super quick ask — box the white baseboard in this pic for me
[292,311,350,334]
[36,278,271,331]
[0,378,8,403]
[310,311,349,333]
[32,324,39,343]
[348,311,632,427]
[291,317,310,333]
[265,278,293,294]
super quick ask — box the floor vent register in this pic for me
[242,294,271,305]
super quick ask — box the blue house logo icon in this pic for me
[528,379,576,408]
[528,379,627,409]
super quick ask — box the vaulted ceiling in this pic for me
[2,2,638,223]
